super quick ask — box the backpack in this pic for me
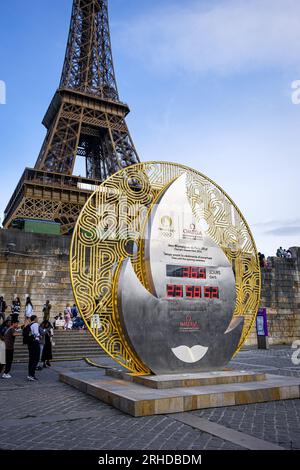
[0,324,6,341]
[23,324,34,345]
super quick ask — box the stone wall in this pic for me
[0,229,299,346]
[246,247,300,346]
[0,229,73,321]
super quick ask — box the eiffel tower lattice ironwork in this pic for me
[3,0,140,235]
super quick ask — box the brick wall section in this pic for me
[0,229,299,346]
[246,246,300,346]
[0,229,73,321]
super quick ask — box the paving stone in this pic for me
[0,347,299,450]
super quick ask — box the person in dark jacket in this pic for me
[2,318,20,379]
[41,320,54,368]
[0,296,7,324]
[11,297,21,321]
[71,304,78,318]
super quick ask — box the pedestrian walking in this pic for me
[42,300,52,322]
[1,317,20,379]
[23,315,41,381]
[41,320,54,368]
[0,296,7,324]
[36,322,47,370]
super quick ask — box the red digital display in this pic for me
[167,285,219,299]
[167,284,183,298]
[204,286,219,299]
[166,265,206,279]
[186,286,202,299]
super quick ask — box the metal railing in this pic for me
[4,168,101,221]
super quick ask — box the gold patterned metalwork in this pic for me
[70,162,261,374]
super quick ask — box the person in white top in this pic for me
[25,297,33,325]
[27,315,40,381]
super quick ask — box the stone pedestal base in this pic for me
[59,369,300,417]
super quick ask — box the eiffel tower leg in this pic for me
[35,103,83,175]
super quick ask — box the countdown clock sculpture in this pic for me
[70,162,261,375]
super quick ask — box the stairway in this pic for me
[14,330,106,363]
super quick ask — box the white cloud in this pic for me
[253,218,300,229]
[251,218,300,255]
[116,0,300,75]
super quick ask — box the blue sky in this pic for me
[0,0,300,255]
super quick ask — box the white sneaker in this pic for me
[27,376,35,381]
[2,373,12,379]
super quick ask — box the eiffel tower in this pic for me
[3,0,140,235]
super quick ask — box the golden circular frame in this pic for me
[70,162,261,375]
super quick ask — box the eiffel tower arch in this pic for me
[3,0,140,235]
